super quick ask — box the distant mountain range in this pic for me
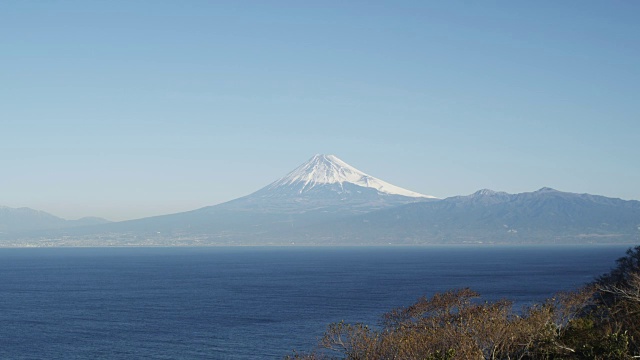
[2,155,639,246]
[286,187,640,245]
[0,206,110,234]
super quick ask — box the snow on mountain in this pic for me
[472,189,501,196]
[265,154,435,198]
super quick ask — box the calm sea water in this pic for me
[0,245,632,359]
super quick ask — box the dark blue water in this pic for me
[0,245,632,359]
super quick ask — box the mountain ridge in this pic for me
[0,206,111,234]
[284,187,640,245]
[3,154,433,242]
[2,156,639,246]
[265,154,435,199]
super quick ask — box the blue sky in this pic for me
[2,1,639,221]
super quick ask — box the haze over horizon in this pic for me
[2,1,639,221]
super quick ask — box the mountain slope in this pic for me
[8,157,639,246]
[215,154,435,216]
[41,154,433,242]
[0,206,111,234]
[288,188,640,244]
[264,154,432,198]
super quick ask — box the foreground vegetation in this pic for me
[288,246,640,359]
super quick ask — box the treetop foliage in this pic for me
[288,246,640,360]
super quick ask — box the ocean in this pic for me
[0,245,632,359]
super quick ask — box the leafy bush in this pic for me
[287,246,640,359]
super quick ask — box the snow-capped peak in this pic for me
[266,154,435,198]
[473,189,498,196]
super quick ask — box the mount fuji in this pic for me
[264,154,430,198]
[6,155,639,246]
[37,154,434,244]
[218,154,435,215]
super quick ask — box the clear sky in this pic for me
[2,1,639,221]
